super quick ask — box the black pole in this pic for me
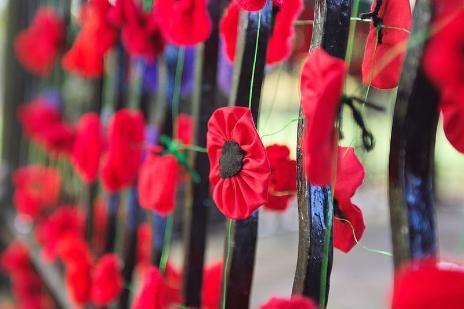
[388,0,438,269]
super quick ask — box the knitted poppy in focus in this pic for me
[15,7,64,76]
[91,254,123,305]
[138,153,179,216]
[72,113,105,183]
[333,146,365,253]
[264,144,296,211]
[156,0,212,46]
[36,206,84,261]
[201,261,223,309]
[101,109,145,192]
[301,48,346,185]
[63,0,117,78]
[133,267,167,309]
[207,107,271,219]
[12,166,61,218]
[220,0,302,65]
[260,296,318,309]
[110,0,164,59]
[17,99,61,142]
[175,113,193,145]
[361,0,412,89]
[392,259,464,309]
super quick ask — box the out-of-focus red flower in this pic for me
[260,296,318,308]
[92,197,107,253]
[361,0,412,89]
[423,11,464,153]
[15,7,64,76]
[156,0,212,46]
[220,0,302,65]
[201,261,223,309]
[164,263,182,306]
[36,206,84,261]
[392,259,464,309]
[136,223,152,275]
[175,113,193,145]
[38,121,76,157]
[12,166,61,218]
[110,0,164,59]
[133,266,167,309]
[301,48,346,186]
[101,108,145,192]
[264,144,296,211]
[17,99,61,142]
[138,153,179,216]
[63,0,117,77]
[66,267,93,305]
[91,254,123,305]
[207,107,271,219]
[333,146,365,253]
[1,241,30,276]
[236,0,265,11]
[57,235,93,268]
[72,113,105,183]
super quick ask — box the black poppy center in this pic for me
[219,141,245,179]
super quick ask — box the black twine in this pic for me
[360,0,384,44]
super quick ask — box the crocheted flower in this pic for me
[392,259,464,308]
[361,0,412,89]
[207,107,271,219]
[264,144,296,211]
[133,267,167,309]
[138,153,179,216]
[220,0,302,65]
[101,109,145,192]
[301,48,346,185]
[15,7,64,76]
[72,113,105,183]
[333,146,365,253]
[260,296,318,308]
[201,261,223,309]
[156,0,212,46]
[91,254,123,305]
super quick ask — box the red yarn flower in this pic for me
[207,106,271,219]
[12,166,61,218]
[156,0,212,46]
[333,146,365,253]
[101,108,145,192]
[15,7,64,76]
[111,0,164,59]
[63,0,117,77]
[91,254,123,305]
[423,11,464,153]
[264,144,296,211]
[220,0,302,65]
[392,259,464,309]
[17,99,61,143]
[260,296,318,309]
[133,267,167,309]
[138,153,179,216]
[202,261,223,309]
[36,206,84,261]
[301,48,346,185]
[175,113,193,145]
[72,113,105,183]
[361,0,412,89]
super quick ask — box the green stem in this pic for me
[248,12,262,109]
[159,214,174,273]
[222,218,234,309]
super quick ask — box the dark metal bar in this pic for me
[181,0,222,306]
[105,193,120,252]
[220,1,273,308]
[388,0,438,269]
[293,0,351,305]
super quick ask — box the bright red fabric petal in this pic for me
[201,261,223,309]
[392,259,464,309]
[334,146,365,200]
[156,0,212,46]
[133,266,166,309]
[207,107,271,219]
[361,0,412,89]
[260,295,318,309]
[333,199,365,253]
[72,113,105,183]
[439,87,464,153]
[138,154,179,216]
[91,254,123,305]
[301,48,346,186]
[15,7,64,76]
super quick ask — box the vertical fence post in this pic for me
[388,0,438,269]
[220,1,272,308]
[181,0,222,306]
[292,0,351,306]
